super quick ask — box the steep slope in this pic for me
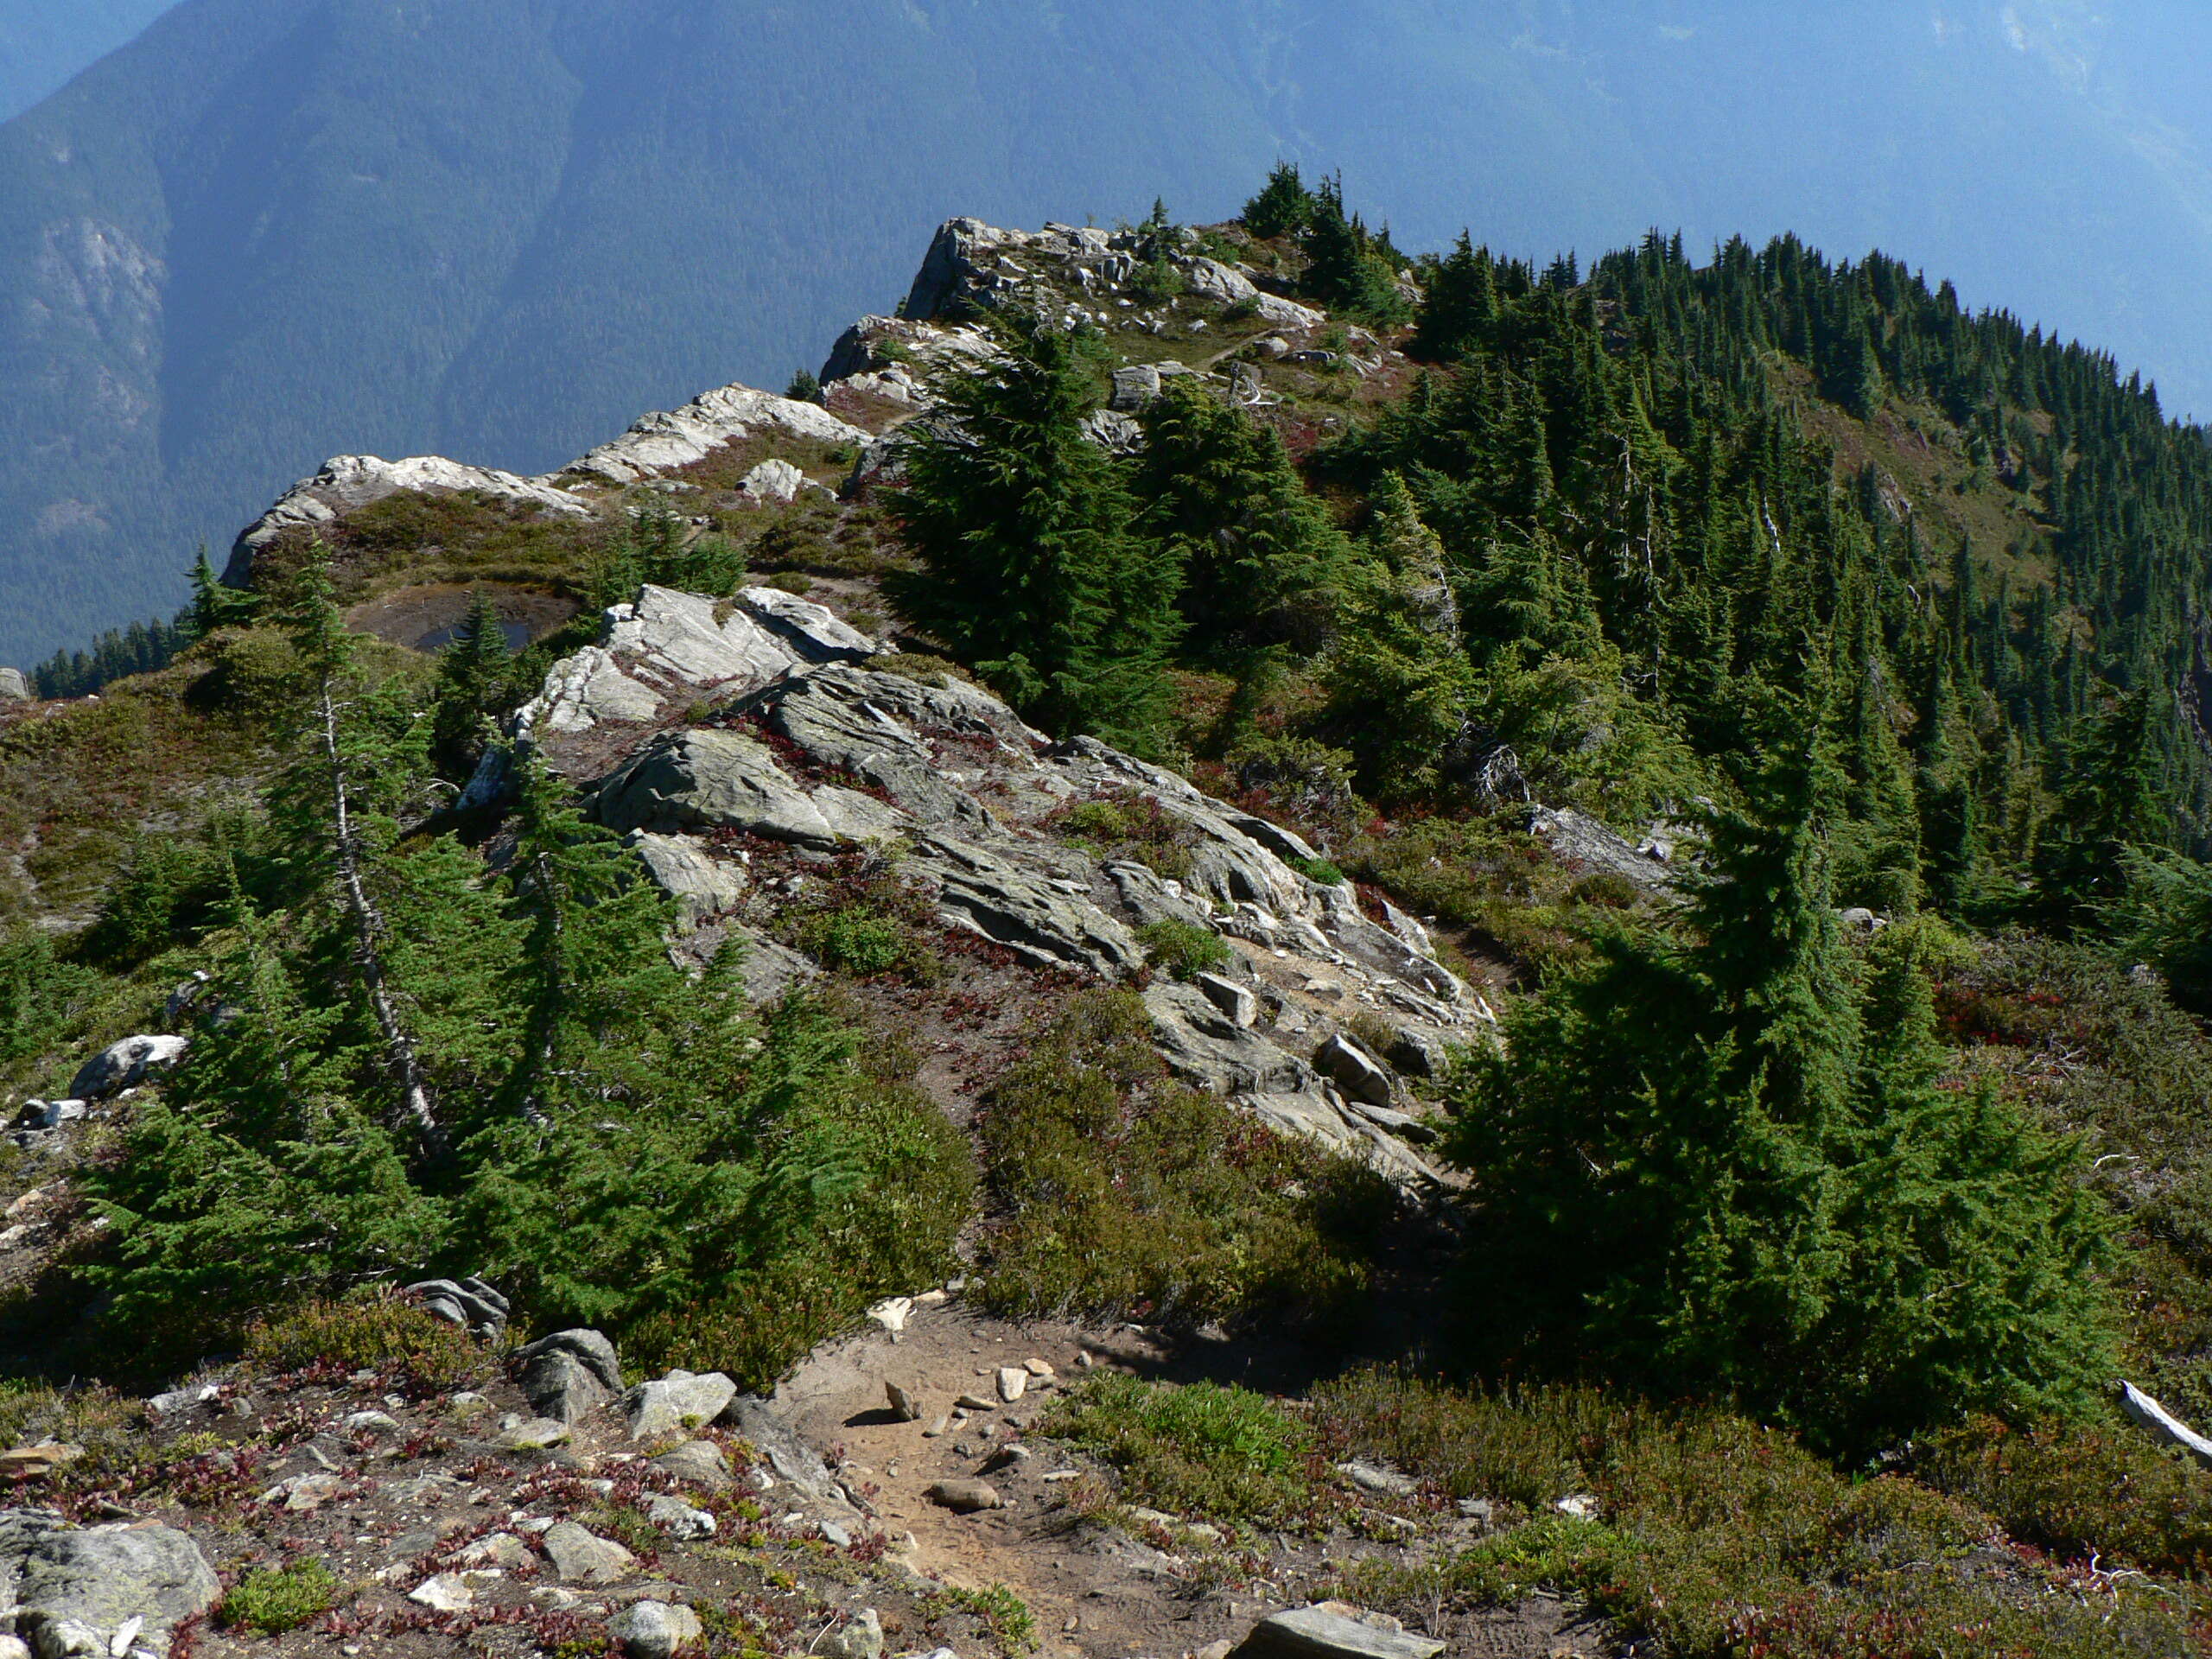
[8,0,2212,665]
[0,0,176,121]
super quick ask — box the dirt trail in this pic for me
[762,1300,1608,1659]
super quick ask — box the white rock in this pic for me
[0,669,27,702]
[228,454,590,580]
[562,382,868,486]
[645,1493,717,1540]
[629,833,747,926]
[407,1573,475,1611]
[996,1365,1028,1403]
[741,459,810,502]
[866,1297,913,1334]
[624,1369,738,1439]
[737,587,880,658]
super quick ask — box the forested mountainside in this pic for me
[6,0,2212,667]
[0,0,173,121]
[9,175,2212,1656]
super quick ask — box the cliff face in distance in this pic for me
[4,0,2212,666]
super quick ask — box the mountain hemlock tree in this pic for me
[1241,162,1315,241]
[1451,734,2115,1450]
[895,312,1183,747]
[1134,378,1357,658]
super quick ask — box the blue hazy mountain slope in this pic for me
[0,0,178,121]
[0,0,2208,665]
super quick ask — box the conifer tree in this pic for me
[895,312,1183,747]
[1241,162,1314,241]
[1134,378,1355,657]
[1452,729,2115,1449]
[430,588,514,778]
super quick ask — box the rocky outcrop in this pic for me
[0,669,28,701]
[596,728,904,849]
[225,454,591,584]
[518,587,881,740]
[1529,806,1678,893]
[556,384,868,486]
[504,582,1483,1185]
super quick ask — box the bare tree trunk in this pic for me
[319,681,447,1158]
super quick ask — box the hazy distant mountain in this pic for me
[1,0,2209,666]
[0,0,177,121]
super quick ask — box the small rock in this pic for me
[0,1444,80,1478]
[457,1532,536,1569]
[259,1472,344,1512]
[340,1411,401,1434]
[867,1297,913,1334]
[1022,1357,1055,1379]
[925,1478,1005,1514]
[819,1609,883,1659]
[996,1367,1027,1403]
[885,1381,923,1422]
[646,1493,717,1540]
[650,1440,734,1491]
[922,1415,950,1439]
[505,1417,573,1451]
[954,1394,995,1413]
[610,1599,703,1659]
[408,1573,475,1612]
[541,1520,636,1584]
[1196,973,1259,1029]
[1554,1493,1599,1519]
[818,1520,852,1548]
[1335,1459,1418,1498]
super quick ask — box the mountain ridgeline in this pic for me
[7,0,2212,667]
[7,172,2212,1656]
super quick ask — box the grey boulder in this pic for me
[12,1524,219,1659]
[595,728,901,849]
[515,1328,622,1425]
[404,1276,508,1338]
[1316,1034,1395,1109]
[610,1599,703,1659]
[540,1520,636,1584]
[1230,1607,1444,1659]
[625,1370,739,1439]
[68,1035,188,1101]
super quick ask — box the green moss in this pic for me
[218,1558,341,1633]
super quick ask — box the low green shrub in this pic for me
[800,906,918,979]
[218,1558,341,1632]
[243,1296,492,1393]
[1313,1369,2202,1659]
[918,1584,1038,1654]
[1288,855,1347,886]
[1135,918,1230,982]
[977,989,1389,1331]
[1049,793,1202,884]
[1046,1372,1317,1528]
